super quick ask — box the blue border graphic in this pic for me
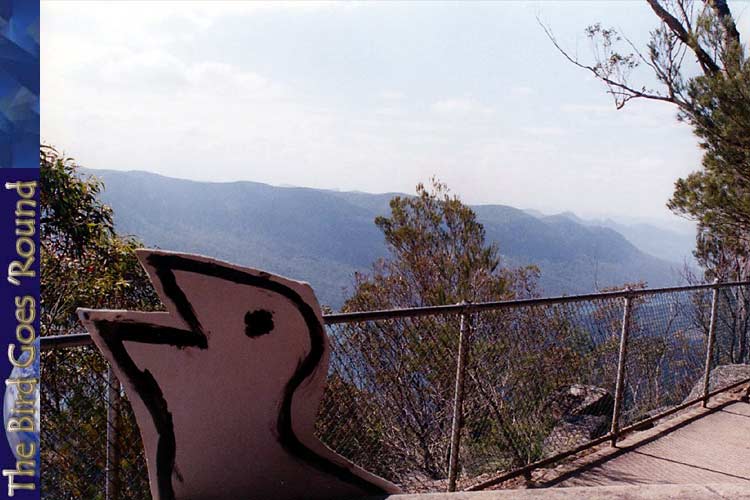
[0,0,39,499]
[0,0,39,169]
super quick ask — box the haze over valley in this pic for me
[89,169,696,309]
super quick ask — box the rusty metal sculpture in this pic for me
[78,249,400,500]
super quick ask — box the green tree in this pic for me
[40,146,158,500]
[318,181,597,487]
[543,0,749,279]
[40,146,159,331]
[668,52,750,275]
[345,179,537,310]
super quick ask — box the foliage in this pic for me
[317,181,603,484]
[543,0,749,280]
[669,56,750,265]
[346,179,539,309]
[40,146,112,258]
[40,146,157,499]
[40,146,158,332]
[460,304,597,471]
[38,160,740,492]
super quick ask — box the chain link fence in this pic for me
[41,282,750,498]
[41,347,148,500]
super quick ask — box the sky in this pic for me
[41,1,750,228]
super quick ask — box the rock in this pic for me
[543,385,614,457]
[548,384,614,420]
[543,415,610,456]
[683,364,750,403]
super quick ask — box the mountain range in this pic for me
[85,169,695,309]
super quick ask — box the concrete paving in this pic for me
[553,401,750,488]
[375,393,750,499]
[382,483,750,499]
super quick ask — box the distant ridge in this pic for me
[85,169,687,309]
[522,209,696,266]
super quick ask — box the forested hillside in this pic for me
[87,169,683,308]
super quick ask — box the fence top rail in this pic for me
[41,280,750,349]
[324,280,750,323]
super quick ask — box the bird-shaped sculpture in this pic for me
[78,249,401,500]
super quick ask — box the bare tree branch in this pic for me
[646,0,721,74]
[676,0,694,34]
[538,18,676,109]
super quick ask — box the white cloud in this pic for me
[373,107,405,118]
[560,99,685,130]
[560,103,615,115]
[520,126,568,137]
[41,0,705,221]
[98,49,188,90]
[185,62,281,97]
[379,90,406,101]
[510,86,535,97]
[431,98,494,115]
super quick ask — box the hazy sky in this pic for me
[42,1,750,225]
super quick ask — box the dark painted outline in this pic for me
[88,253,388,499]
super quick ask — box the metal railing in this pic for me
[41,280,750,498]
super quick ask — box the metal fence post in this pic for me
[447,308,471,492]
[105,367,121,500]
[702,279,721,408]
[610,289,633,447]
